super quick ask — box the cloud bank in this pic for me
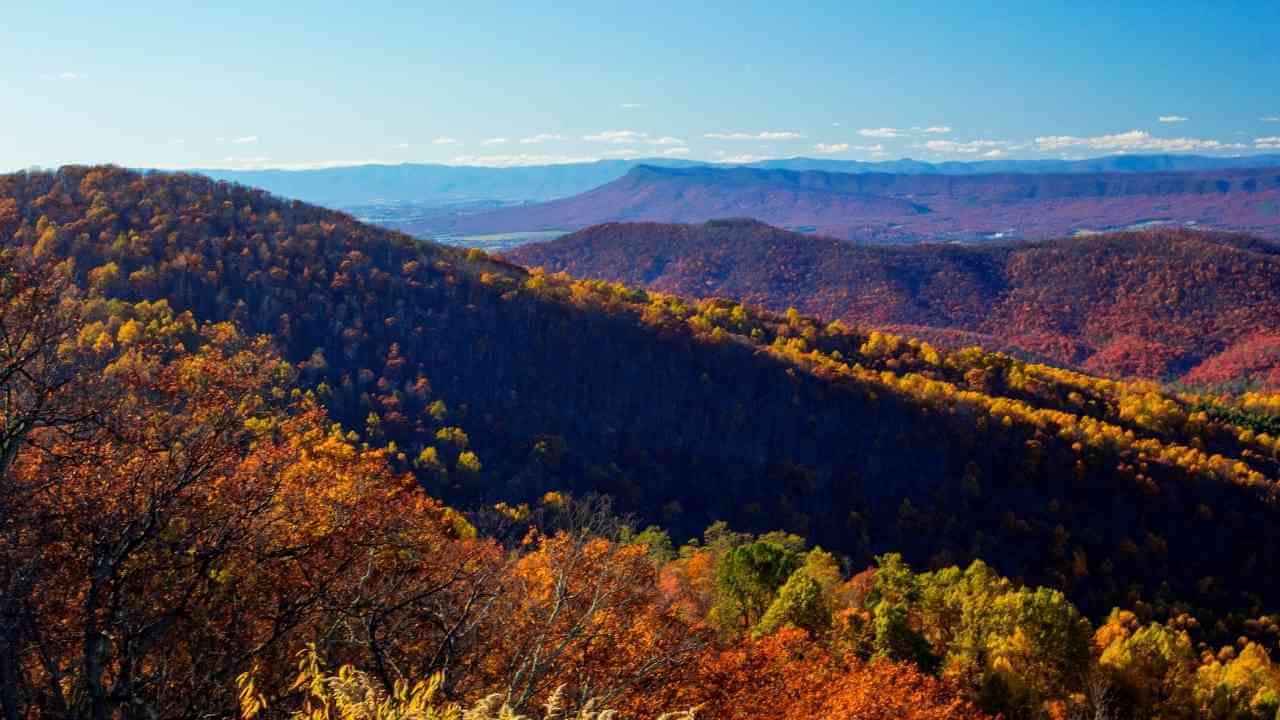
[1034,129,1228,152]
[704,131,804,140]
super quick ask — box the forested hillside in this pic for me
[509,219,1280,388]
[7,166,1280,718]
[5,167,1280,624]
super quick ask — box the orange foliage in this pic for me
[679,628,989,720]
[477,530,709,714]
[1,266,499,717]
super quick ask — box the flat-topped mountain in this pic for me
[396,164,1280,242]
[508,219,1280,387]
[390,164,930,238]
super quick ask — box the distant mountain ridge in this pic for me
[194,159,702,207]
[399,164,1280,242]
[188,153,1280,208]
[507,219,1280,387]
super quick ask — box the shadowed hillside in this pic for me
[5,166,1280,631]
[509,219,1280,387]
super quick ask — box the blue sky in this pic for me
[3,1,1279,170]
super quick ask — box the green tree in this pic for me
[754,547,843,638]
[711,538,804,632]
[756,573,828,638]
[859,555,939,671]
[911,560,1091,719]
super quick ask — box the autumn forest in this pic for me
[4,165,1280,720]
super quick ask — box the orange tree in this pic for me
[0,256,502,719]
[474,527,709,715]
[680,627,989,720]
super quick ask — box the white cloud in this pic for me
[167,139,185,146]
[919,139,1009,154]
[584,130,644,143]
[813,142,885,155]
[921,126,952,134]
[154,158,397,171]
[1158,115,1188,123]
[603,148,642,158]
[519,133,567,144]
[58,71,82,80]
[662,147,691,156]
[391,142,411,149]
[715,151,774,163]
[1034,129,1227,153]
[230,136,258,144]
[432,137,459,145]
[619,103,647,109]
[450,154,598,167]
[859,127,904,138]
[1256,137,1280,150]
[813,142,850,154]
[272,160,380,170]
[982,149,1006,157]
[481,137,509,146]
[704,131,803,140]
[584,130,684,145]
[1262,117,1280,123]
[220,155,272,166]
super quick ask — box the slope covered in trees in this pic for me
[509,219,1280,388]
[1,272,1278,719]
[4,166,1280,640]
[396,164,1280,242]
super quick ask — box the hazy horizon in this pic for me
[10,151,1280,175]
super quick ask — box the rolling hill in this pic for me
[397,164,1280,242]
[6,165,1280,630]
[508,219,1280,388]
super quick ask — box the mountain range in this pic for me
[508,219,1280,388]
[395,164,1280,242]
[192,153,1280,209]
